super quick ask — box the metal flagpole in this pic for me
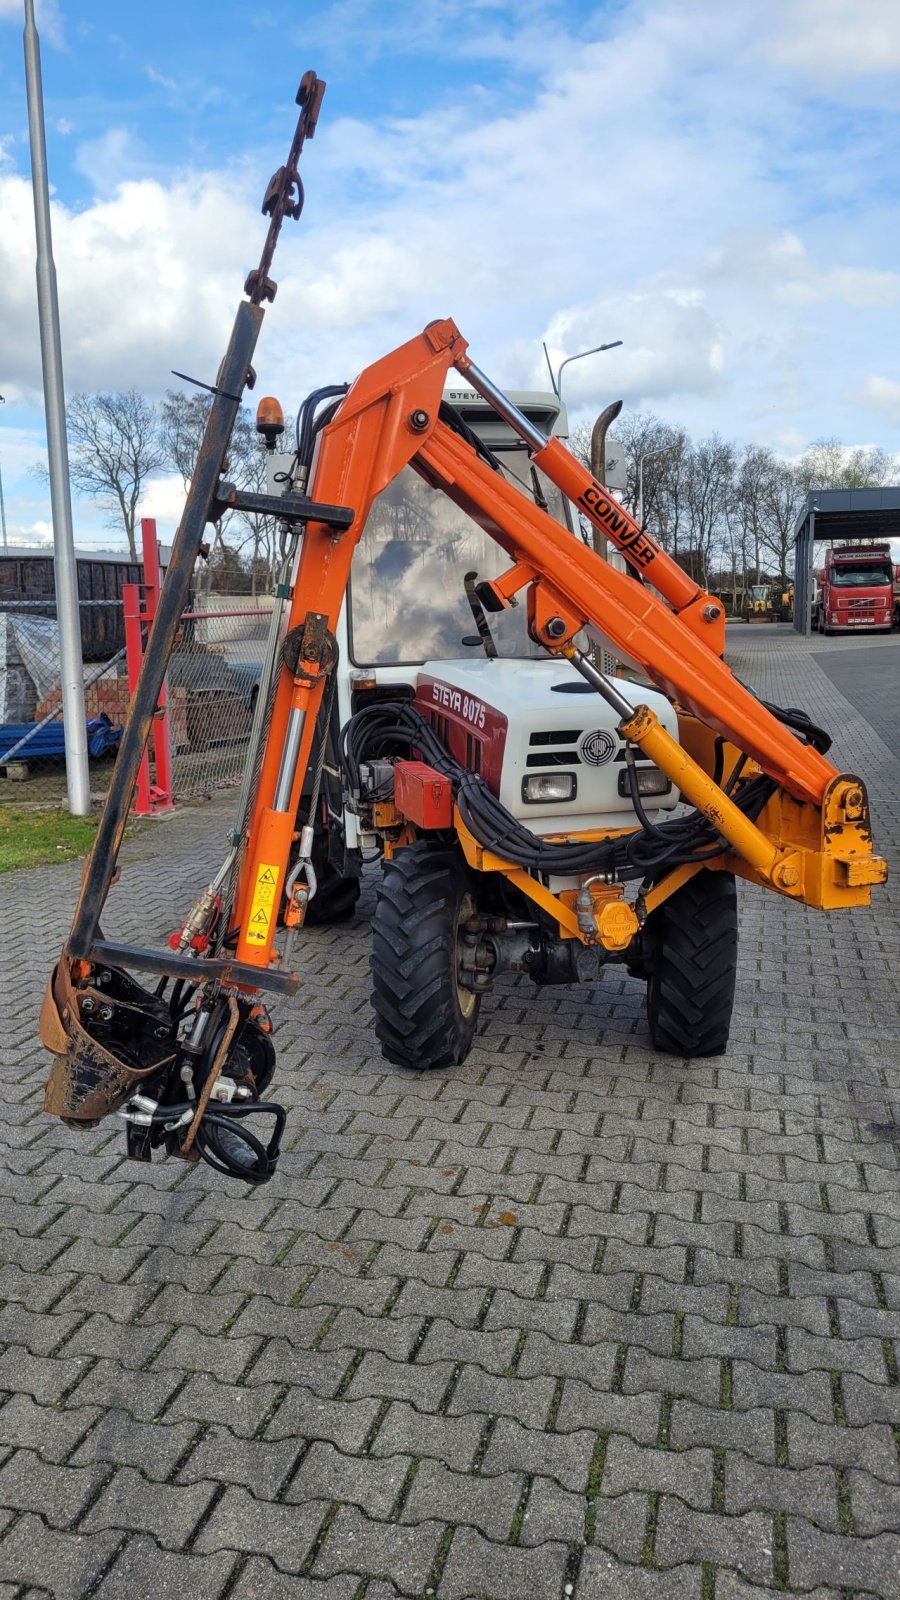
[23,0,91,815]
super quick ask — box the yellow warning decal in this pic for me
[246,862,279,946]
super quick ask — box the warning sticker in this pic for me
[246,862,279,946]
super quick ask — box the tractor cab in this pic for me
[273,389,679,921]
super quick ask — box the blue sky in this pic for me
[0,0,898,548]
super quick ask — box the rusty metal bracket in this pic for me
[89,941,300,997]
[212,482,353,529]
[244,70,325,305]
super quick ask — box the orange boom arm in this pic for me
[228,319,862,978]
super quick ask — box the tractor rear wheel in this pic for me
[645,869,737,1057]
[371,842,481,1070]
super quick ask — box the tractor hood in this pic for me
[416,657,681,836]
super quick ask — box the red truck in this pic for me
[813,544,896,635]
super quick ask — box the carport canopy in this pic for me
[793,487,900,635]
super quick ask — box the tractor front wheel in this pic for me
[371,842,481,1070]
[645,869,738,1057]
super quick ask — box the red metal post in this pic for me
[123,580,153,815]
[140,518,174,812]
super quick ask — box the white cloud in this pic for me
[146,65,179,94]
[138,473,186,526]
[849,375,900,427]
[765,0,900,78]
[537,292,725,408]
[0,0,897,473]
[708,232,900,308]
[0,166,255,401]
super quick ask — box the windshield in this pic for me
[349,446,572,665]
[831,565,892,587]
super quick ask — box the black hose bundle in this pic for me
[341,696,823,883]
[133,1098,285,1185]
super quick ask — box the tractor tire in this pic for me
[645,869,737,1057]
[371,842,481,1070]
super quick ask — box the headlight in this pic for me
[618,767,671,798]
[522,772,577,803]
[830,612,838,623]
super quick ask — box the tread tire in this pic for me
[645,869,737,1057]
[371,842,481,1070]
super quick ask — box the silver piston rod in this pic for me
[273,706,307,813]
[458,360,548,452]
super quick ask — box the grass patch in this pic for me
[0,805,97,872]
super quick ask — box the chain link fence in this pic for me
[166,600,271,800]
[0,556,271,806]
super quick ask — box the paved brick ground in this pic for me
[0,626,897,1599]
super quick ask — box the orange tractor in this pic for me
[41,76,887,1184]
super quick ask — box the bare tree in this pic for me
[64,390,164,560]
[686,434,736,589]
[161,391,295,594]
[798,438,892,491]
[760,457,805,583]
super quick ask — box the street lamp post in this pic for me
[542,340,623,402]
[637,444,669,529]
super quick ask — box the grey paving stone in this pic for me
[439,1526,570,1600]
[80,1465,218,1547]
[845,1468,900,1537]
[591,1490,649,1563]
[653,1499,775,1584]
[0,1450,103,1525]
[176,1427,303,1498]
[400,1458,522,1539]
[71,1410,201,1480]
[554,1383,660,1443]
[64,1357,186,1421]
[724,1455,841,1529]
[602,1437,713,1509]
[285,1441,410,1519]
[787,1517,900,1593]
[164,1374,286,1436]
[227,1562,362,1600]
[194,1485,326,1570]
[445,1367,558,1429]
[92,1537,237,1600]
[481,1416,596,1492]
[668,1400,777,1464]
[0,1516,121,1599]
[715,1578,844,1600]
[312,1505,444,1590]
[576,1554,704,1598]
[518,1475,586,1545]
[344,1350,456,1411]
[264,1389,384,1452]
[367,1401,484,1470]
[0,1395,100,1463]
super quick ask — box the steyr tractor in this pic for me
[41,75,887,1186]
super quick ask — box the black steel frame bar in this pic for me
[68,299,265,958]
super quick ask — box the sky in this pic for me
[0,0,898,549]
